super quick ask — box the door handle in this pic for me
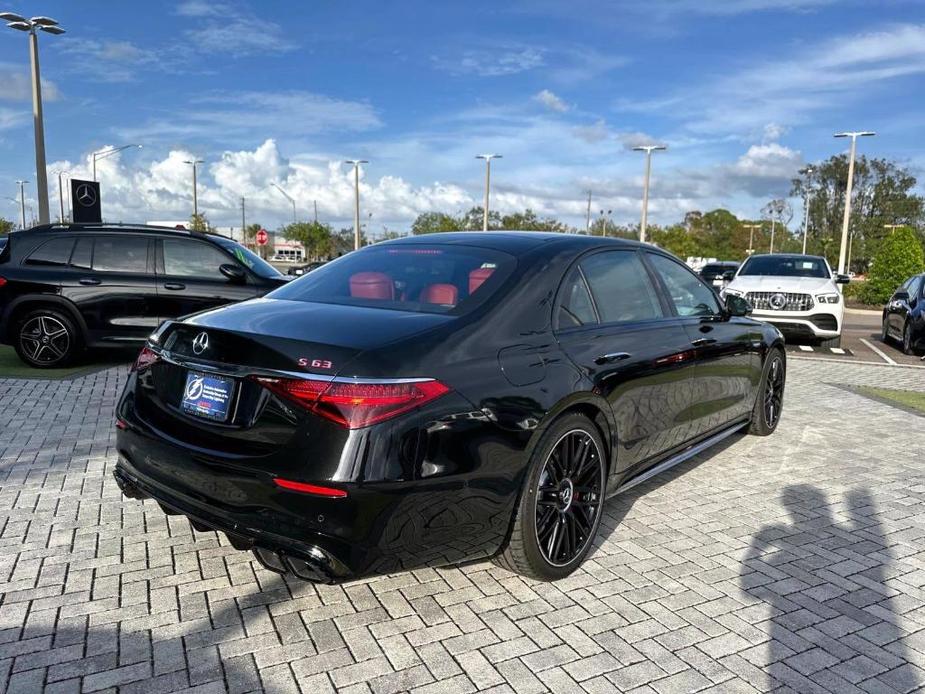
[164,282,186,290]
[691,338,717,347]
[78,277,101,286]
[594,352,631,365]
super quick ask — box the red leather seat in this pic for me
[420,283,458,306]
[469,268,494,294]
[350,272,394,300]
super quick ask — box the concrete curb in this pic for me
[845,307,882,316]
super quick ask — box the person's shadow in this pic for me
[742,485,922,692]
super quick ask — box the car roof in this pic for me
[381,231,644,253]
[11,223,235,243]
[746,253,826,261]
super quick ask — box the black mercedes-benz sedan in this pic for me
[115,232,785,583]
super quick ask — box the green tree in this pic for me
[791,156,924,271]
[500,208,569,232]
[0,218,13,235]
[189,213,211,232]
[411,212,463,234]
[281,221,335,260]
[243,223,262,242]
[649,224,701,259]
[460,206,502,231]
[859,226,925,304]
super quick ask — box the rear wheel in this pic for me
[902,321,916,355]
[749,348,785,436]
[495,413,606,581]
[880,318,891,344]
[14,308,81,368]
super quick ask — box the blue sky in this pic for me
[0,0,922,234]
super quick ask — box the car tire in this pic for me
[818,335,841,349]
[14,307,81,368]
[902,321,916,355]
[494,412,607,581]
[749,348,785,436]
[881,319,891,344]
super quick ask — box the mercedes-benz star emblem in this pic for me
[769,293,787,310]
[192,332,209,355]
[75,184,97,207]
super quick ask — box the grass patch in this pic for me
[856,386,925,416]
[0,345,131,380]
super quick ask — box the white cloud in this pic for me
[762,122,790,142]
[433,47,545,77]
[533,89,569,112]
[115,90,381,142]
[0,63,60,102]
[57,40,158,83]
[573,119,610,143]
[618,131,664,151]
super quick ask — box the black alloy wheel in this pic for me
[495,413,607,580]
[15,309,79,368]
[534,430,604,567]
[903,322,915,355]
[881,318,890,343]
[749,348,785,436]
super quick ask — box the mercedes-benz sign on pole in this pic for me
[70,179,102,223]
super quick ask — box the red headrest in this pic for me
[420,283,458,306]
[350,272,394,300]
[469,267,494,294]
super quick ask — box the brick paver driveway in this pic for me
[1,358,924,694]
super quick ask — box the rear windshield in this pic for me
[738,255,829,279]
[268,244,515,314]
[701,264,735,275]
[212,237,282,279]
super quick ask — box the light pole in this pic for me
[92,144,142,182]
[271,183,296,224]
[183,159,204,219]
[585,190,592,234]
[801,166,813,255]
[742,223,762,256]
[15,180,28,229]
[632,144,666,244]
[475,154,501,231]
[834,131,874,275]
[345,160,368,250]
[1,13,65,225]
[53,170,65,221]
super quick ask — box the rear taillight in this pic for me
[0,276,6,288]
[132,346,160,372]
[273,478,348,497]
[253,376,450,429]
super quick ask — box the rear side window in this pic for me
[580,251,664,324]
[269,244,515,315]
[24,238,74,266]
[558,268,597,328]
[162,240,230,279]
[70,238,92,270]
[93,237,148,273]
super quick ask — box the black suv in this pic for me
[0,224,287,367]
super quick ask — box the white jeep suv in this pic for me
[722,254,849,347]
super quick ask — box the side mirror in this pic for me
[835,274,851,284]
[220,263,247,283]
[725,294,751,317]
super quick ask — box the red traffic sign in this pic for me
[255,228,269,246]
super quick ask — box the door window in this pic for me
[557,268,597,328]
[93,237,149,273]
[162,240,231,279]
[579,251,663,324]
[70,237,92,270]
[647,253,721,317]
[24,238,74,266]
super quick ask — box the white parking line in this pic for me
[860,337,898,365]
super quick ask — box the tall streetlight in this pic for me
[92,144,142,181]
[475,154,501,231]
[632,144,667,244]
[15,180,28,229]
[52,169,66,221]
[800,166,814,255]
[834,131,875,275]
[345,160,368,250]
[183,159,205,219]
[742,223,762,256]
[271,183,297,223]
[1,13,64,225]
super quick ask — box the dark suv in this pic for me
[0,224,287,367]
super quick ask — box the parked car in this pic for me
[287,260,327,277]
[0,223,287,368]
[699,261,739,289]
[881,273,924,355]
[722,253,849,347]
[114,232,786,584]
